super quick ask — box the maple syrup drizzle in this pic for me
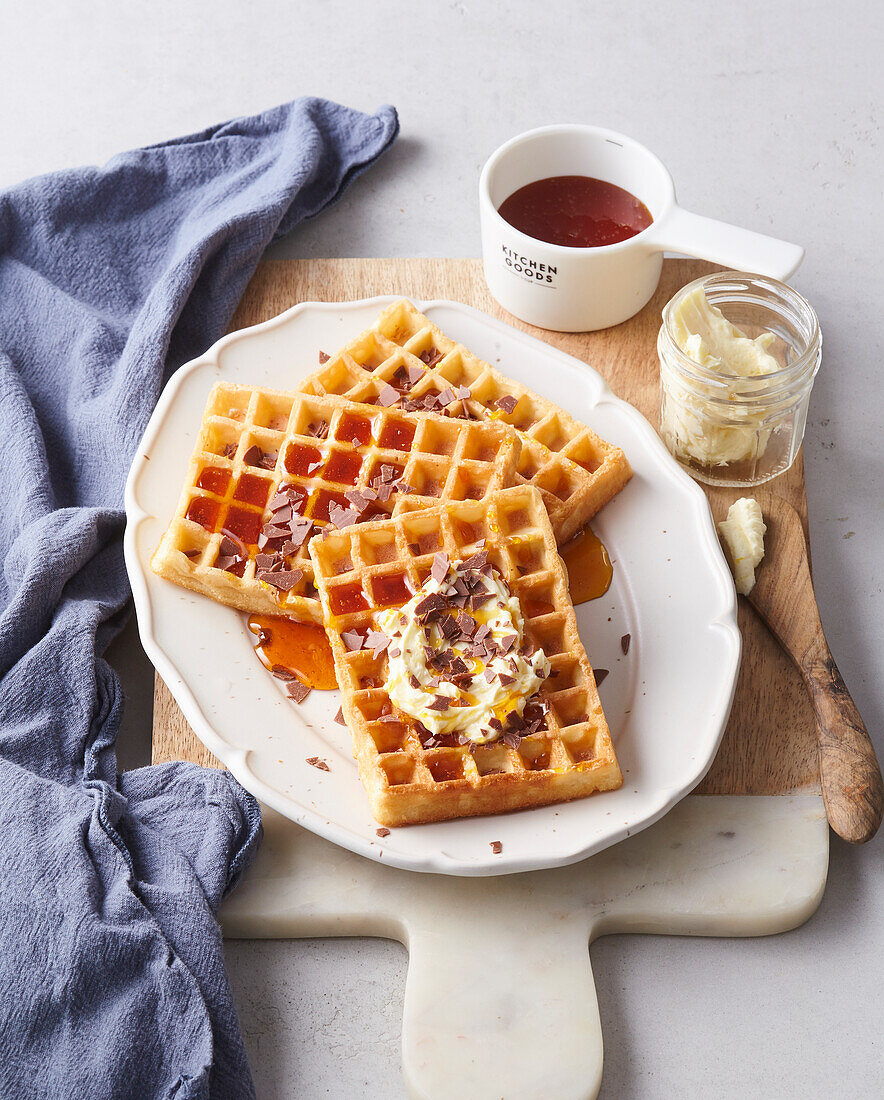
[560,526,613,605]
[371,571,413,607]
[196,466,231,495]
[498,175,652,248]
[247,615,338,690]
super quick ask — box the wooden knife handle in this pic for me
[805,653,884,844]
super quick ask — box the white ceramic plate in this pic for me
[125,297,740,877]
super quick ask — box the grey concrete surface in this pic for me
[5,1,882,1096]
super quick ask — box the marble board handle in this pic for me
[402,922,603,1100]
[220,798,828,1099]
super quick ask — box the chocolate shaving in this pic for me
[258,569,303,591]
[221,443,237,459]
[287,518,314,548]
[456,385,472,400]
[341,630,364,652]
[306,419,329,439]
[377,383,400,407]
[334,707,346,725]
[218,533,246,559]
[306,756,330,771]
[407,364,426,385]
[388,647,401,659]
[594,668,609,686]
[419,347,443,367]
[462,550,489,571]
[414,719,433,742]
[494,395,518,415]
[621,633,631,655]
[287,680,311,703]
[318,350,330,364]
[270,665,296,681]
[262,522,292,540]
[344,489,372,512]
[455,612,475,637]
[242,445,266,467]
[269,489,297,511]
[377,713,403,724]
[428,695,451,711]
[437,387,457,407]
[501,731,522,749]
[490,840,503,854]
[254,553,278,570]
[415,593,446,618]
[328,503,360,530]
[499,634,516,654]
[430,552,450,583]
[365,630,390,657]
[498,674,516,687]
[376,827,390,838]
[506,710,525,730]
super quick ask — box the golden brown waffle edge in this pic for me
[309,484,623,826]
[151,381,521,623]
[298,299,632,543]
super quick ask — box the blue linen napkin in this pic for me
[0,97,398,1099]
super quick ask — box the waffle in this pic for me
[151,382,521,623]
[309,485,622,825]
[299,299,631,543]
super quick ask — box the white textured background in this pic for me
[3,1,881,1096]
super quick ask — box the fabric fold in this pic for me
[0,97,397,1099]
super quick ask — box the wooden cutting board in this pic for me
[150,259,827,1100]
[154,257,819,798]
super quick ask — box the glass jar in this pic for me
[657,271,822,487]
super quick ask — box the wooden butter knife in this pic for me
[743,493,883,844]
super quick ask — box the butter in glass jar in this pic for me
[657,272,821,487]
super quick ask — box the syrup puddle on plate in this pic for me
[247,615,338,690]
[560,526,613,605]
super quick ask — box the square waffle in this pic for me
[299,299,632,544]
[309,484,622,826]
[151,382,521,623]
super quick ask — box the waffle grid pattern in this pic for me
[310,485,622,825]
[151,382,520,622]
[299,299,632,543]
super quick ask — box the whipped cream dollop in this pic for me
[661,286,782,467]
[718,497,766,595]
[376,551,550,743]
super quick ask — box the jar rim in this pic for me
[660,271,821,384]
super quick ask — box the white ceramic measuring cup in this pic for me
[479,124,805,332]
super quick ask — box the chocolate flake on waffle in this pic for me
[151,381,521,623]
[309,485,622,826]
[297,299,632,542]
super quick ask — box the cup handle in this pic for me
[649,205,805,281]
